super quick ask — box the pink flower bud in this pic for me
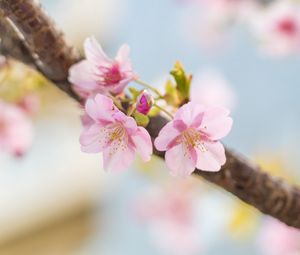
[136,90,154,115]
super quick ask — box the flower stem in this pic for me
[134,79,163,98]
[127,105,136,116]
[153,104,173,119]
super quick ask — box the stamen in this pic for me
[110,125,125,141]
[106,124,127,157]
[182,128,207,152]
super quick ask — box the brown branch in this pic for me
[0,0,81,100]
[0,13,34,65]
[1,0,300,229]
[148,116,300,228]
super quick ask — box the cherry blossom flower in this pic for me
[17,94,40,116]
[154,102,232,176]
[251,1,300,56]
[136,90,154,115]
[191,70,236,110]
[80,94,152,172]
[258,218,300,255]
[183,0,257,50]
[133,181,201,255]
[0,100,33,157]
[69,36,136,97]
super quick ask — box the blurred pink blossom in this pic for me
[191,71,236,109]
[183,0,257,50]
[80,94,152,172]
[258,218,300,255]
[155,102,232,176]
[134,182,201,255]
[17,94,40,116]
[0,100,33,157]
[69,36,136,97]
[251,1,300,57]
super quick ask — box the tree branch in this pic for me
[0,13,34,65]
[0,0,299,229]
[0,0,81,100]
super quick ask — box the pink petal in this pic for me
[116,44,130,65]
[94,94,114,111]
[109,76,134,94]
[131,127,153,161]
[191,112,204,128]
[103,139,135,172]
[154,122,180,151]
[195,141,226,172]
[165,143,197,177]
[174,102,206,127]
[173,120,187,132]
[85,95,114,123]
[122,115,138,135]
[0,102,33,156]
[111,110,128,123]
[200,106,233,140]
[81,114,94,130]
[6,112,33,156]
[68,60,98,89]
[84,36,112,66]
[80,124,110,153]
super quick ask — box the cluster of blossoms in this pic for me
[69,37,233,176]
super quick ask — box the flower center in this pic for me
[182,128,207,152]
[103,64,122,85]
[277,18,298,37]
[109,124,126,142]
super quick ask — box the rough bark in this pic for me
[0,0,300,229]
[0,13,34,65]
[0,0,81,100]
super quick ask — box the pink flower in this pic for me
[258,218,300,255]
[154,102,232,176]
[251,1,300,56]
[0,100,33,157]
[136,90,154,115]
[133,182,201,255]
[80,94,152,172]
[191,70,236,110]
[69,36,136,97]
[183,0,257,51]
[17,94,40,116]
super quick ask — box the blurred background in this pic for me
[1,0,300,254]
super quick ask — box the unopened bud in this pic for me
[136,90,154,115]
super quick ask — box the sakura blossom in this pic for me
[136,90,154,115]
[155,102,232,176]
[68,36,136,97]
[182,0,257,50]
[258,218,300,255]
[250,1,300,57]
[80,94,152,172]
[17,94,40,116]
[133,181,201,255]
[0,100,33,157]
[191,70,236,110]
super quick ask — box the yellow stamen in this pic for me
[110,125,125,142]
[182,128,207,152]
